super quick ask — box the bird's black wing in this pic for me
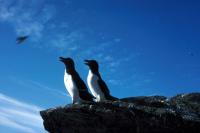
[16,37,23,44]
[98,78,118,100]
[17,40,24,44]
[72,72,94,101]
[16,36,28,44]
[97,79,110,96]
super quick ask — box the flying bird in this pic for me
[16,35,29,44]
[59,57,94,104]
[84,59,118,102]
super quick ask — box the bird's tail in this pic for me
[107,95,119,101]
[79,90,94,102]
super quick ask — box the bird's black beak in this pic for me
[84,60,90,65]
[59,57,65,62]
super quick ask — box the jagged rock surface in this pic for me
[40,93,200,133]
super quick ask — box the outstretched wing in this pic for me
[16,36,28,44]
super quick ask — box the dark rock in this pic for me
[40,93,200,133]
[121,95,168,107]
[169,93,200,121]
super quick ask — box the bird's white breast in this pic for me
[64,70,80,102]
[87,70,105,102]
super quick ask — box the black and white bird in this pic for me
[59,57,94,104]
[16,35,29,44]
[84,60,118,102]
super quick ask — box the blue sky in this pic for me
[0,0,200,132]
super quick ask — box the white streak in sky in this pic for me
[0,93,46,133]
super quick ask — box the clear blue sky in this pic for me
[0,0,200,132]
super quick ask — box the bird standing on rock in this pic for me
[59,57,94,104]
[84,59,118,102]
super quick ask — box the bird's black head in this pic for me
[59,57,75,69]
[84,60,99,71]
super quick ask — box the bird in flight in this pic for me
[16,35,29,44]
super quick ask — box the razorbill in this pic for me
[59,57,94,104]
[84,60,118,102]
[16,35,29,44]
